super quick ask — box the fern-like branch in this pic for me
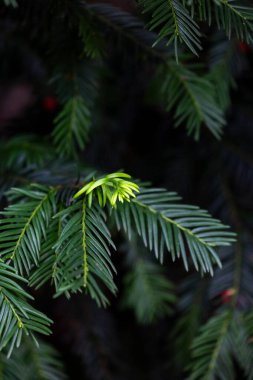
[185,0,253,43]
[122,259,176,323]
[0,262,51,357]
[111,187,235,275]
[157,61,225,139]
[139,0,201,59]
[0,186,56,275]
[188,311,233,380]
[53,96,91,157]
[53,200,117,307]
[0,337,66,380]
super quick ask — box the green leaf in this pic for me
[188,311,253,380]
[122,259,176,323]
[173,295,203,369]
[73,172,139,207]
[0,135,52,171]
[207,35,237,111]
[79,15,105,59]
[83,2,170,59]
[232,313,253,379]
[0,337,67,380]
[0,261,52,357]
[186,0,253,43]
[215,0,253,42]
[188,311,233,380]
[158,61,225,139]
[29,218,62,291]
[53,200,117,307]
[139,0,201,59]
[53,96,91,157]
[0,186,56,275]
[111,187,236,275]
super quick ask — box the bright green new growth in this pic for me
[73,172,140,207]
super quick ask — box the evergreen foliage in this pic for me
[122,259,176,323]
[0,186,56,274]
[155,60,225,139]
[112,187,234,272]
[0,262,51,357]
[0,338,66,380]
[188,311,253,380]
[1,0,253,378]
[53,200,117,306]
[53,97,91,157]
[139,0,202,57]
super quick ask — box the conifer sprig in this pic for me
[138,0,202,59]
[122,259,176,323]
[0,262,51,357]
[112,187,235,274]
[0,186,56,275]
[157,61,225,139]
[53,200,117,307]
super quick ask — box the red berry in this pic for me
[220,288,236,304]
[42,96,58,111]
[238,41,250,54]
